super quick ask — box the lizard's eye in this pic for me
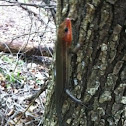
[64,27,68,32]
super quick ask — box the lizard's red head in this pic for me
[63,18,72,46]
[58,18,72,47]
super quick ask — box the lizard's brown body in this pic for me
[55,18,84,126]
[55,18,72,126]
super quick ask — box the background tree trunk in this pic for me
[0,41,53,57]
[43,0,126,126]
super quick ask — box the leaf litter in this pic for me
[0,0,56,125]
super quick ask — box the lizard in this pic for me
[55,18,85,126]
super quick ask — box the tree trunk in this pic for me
[43,0,126,126]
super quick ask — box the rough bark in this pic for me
[43,0,126,126]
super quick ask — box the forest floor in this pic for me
[0,0,55,125]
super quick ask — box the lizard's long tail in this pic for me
[56,101,63,126]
